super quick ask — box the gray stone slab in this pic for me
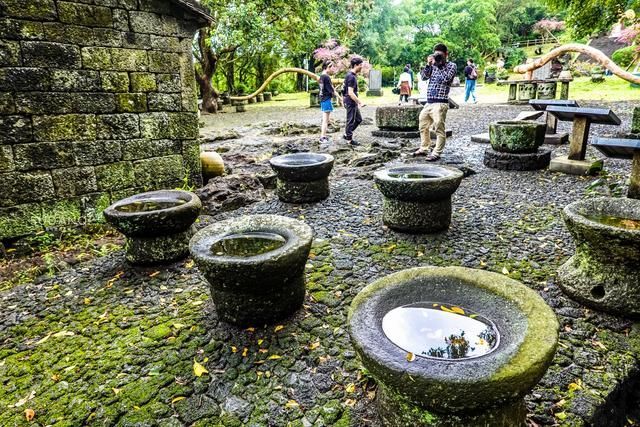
[592,138,640,159]
[529,99,579,111]
[471,133,490,143]
[515,111,544,121]
[546,106,621,125]
[369,70,382,90]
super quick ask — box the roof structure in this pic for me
[171,0,214,23]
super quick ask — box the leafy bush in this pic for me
[380,66,396,86]
[234,83,248,95]
[484,64,498,74]
[612,46,637,68]
[503,48,527,69]
[357,75,368,91]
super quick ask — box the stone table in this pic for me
[592,137,640,199]
[529,99,579,144]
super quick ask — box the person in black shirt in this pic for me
[342,57,365,145]
[319,62,335,144]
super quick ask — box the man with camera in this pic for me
[413,43,457,161]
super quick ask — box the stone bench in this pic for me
[498,78,572,104]
[547,106,621,175]
[592,138,640,198]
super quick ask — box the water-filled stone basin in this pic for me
[269,152,334,182]
[489,120,546,154]
[190,215,313,326]
[348,267,558,422]
[374,164,463,202]
[558,197,640,316]
[104,190,201,238]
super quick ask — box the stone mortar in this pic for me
[348,266,559,426]
[483,147,552,171]
[375,105,423,131]
[489,120,546,154]
[270,153,334,203]
[558,197,640,316]
[189,214,314,326]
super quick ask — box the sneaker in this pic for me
[319,136,329,143]
[349,140,360,146]
[426,154,441,161]
[412,148,430,157]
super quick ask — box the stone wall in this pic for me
[0,0,209,239]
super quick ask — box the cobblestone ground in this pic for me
[1,101,639,426]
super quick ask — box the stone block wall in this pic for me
[0,0,209,239]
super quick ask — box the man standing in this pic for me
[343,57,365,146]
[464,58,478,103]
[414,43,457,161]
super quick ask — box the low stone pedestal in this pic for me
[256,94,264,103]
[372,129,452,139]
[366,88,384,96]
[263,91,272,101]
[548,156,601,175]
[484,147,551,171]
[309,90,320,108]
[124,227,195,264]
[270,153,334,203]
[373,105,452,140]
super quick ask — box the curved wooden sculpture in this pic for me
[513,43,640,85]
[229,67,339,101]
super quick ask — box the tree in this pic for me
[544,0,640,38]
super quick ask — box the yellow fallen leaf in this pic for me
[345,383,356,393]
[502,266,510,275]
[149,271,160,277]
[172,323,186,330]
[242,348,248,357]
[184,260,194,269]
[406,352,415,362]
[24,409,35,421]
[171,396,186,404]
[257,339,264,345]
[568,382,582,392]
[345,398,357,407]
[309,341,320,350]
[231,346,238,353]
[193,360,208,377]
[440,305,456,314]
[36,333,52,345]
[112,388,120,395]
[450,306,465,315]
[246,327,255,332]
[268,354,282,360]
[84,298,91,305]
[285,400,299,408]
[52,331,74,338]
[259,349,268,354]
[133,406,140,410]
[274,325,284,333]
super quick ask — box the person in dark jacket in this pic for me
[414,43,457,160]
[464,58,478,103]
[319,62,335,144]
[342,57,365,146]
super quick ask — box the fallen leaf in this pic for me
[259,349,269,354]
[274,325,284,333]
[171,396,186,404]
[112,388,120,395]
[268,354,282,360]
[257,339,264,345]
[406,352,415,362]
[285,400,299,408]
[231,346,238,353]
[246,327,255,332]
[184,260,194,269]
[502,266,510,275]
[149,271,160,278]
[450,306,465,315]
[345,398,357,407]
[52,331,74,338]
[35,333,52,345]
[345,383,356,393]
[309,341,320,350]
[24,409,35,421]
[242,348,248,357]
[193,360,208,377]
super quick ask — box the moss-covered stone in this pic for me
[148,51,180,73]
[133,155,184,188]
[130,72,157,92]
[110,48,148,71]
[489,120,545,154]
[122,139,181,161]
[0,92,15,114]
[50,70,101,92]
[0,115,33,143]
[81,47,112,70]
[2,0,57,21]
[22,41,81,68]
[33,114,96,141]
[57,2,113,27]
[0,40,21,66]
[13,141,76,170]
[0,202,43,239]
[632,106,640,134]
[0,171,55,207]
[97,114,140,140]
[0,146,15,171]
[156,73,181,93]
[95,161,136,191]
[41,198,82,228]
[73,140,122,166]
[101,71,129,92]
[51,167,98,197]
[116,93,147,113]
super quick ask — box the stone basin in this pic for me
[489,120,546,154]
[190,215,313,326]
[348,267,559,426]
[269,153,334,203]
[558,197,640,316]
[374,164,463,233]
[104,190,202,264]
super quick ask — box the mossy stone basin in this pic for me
[269,153,334,203]
[558,197,640,316]
[374,165,463,233]
[348,267,559,426]
[489,120,546,154]
[104,190,201,264]
[190,215,313,326]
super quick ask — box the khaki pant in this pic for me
[419,103,449,155]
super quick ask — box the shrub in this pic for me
[503,48,527,69]
[612,46,637,68]
[380,66,396,86]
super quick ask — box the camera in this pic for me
[433,52,445,66]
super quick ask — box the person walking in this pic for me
[342,57,365,146]
[464,58,478,103]
[319,62,335,144]
[397,66,413,104]
[413,43,457,161]
[406,63,414,86]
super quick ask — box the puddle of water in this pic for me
[382,302,499,360]
[585,214,640,230]
[116,199,186,213]
[210,232,286,257]
[388,173,439,180]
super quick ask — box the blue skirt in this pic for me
[320,99,334,112]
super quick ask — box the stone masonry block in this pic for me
[50,70,101,92]
[139,112,198,139]
[2,0,57,21]
[0,93,16,114]
[150,35,182,52]
[110,48,148,71]
[121,138,181,160]
[0,171,55,207]
[51,166,98,197]
[118,0,139,10]
[116,93,147,113]
[130,72,157,92]
[133,155,184,188]
[148,93,182,111]
[13,141,75,170]
[15,93,115,114]
[0,18,45,40]
[129,11,178,36]
[0,203,43,239]
[139,112,170,139]
[0,115,32,144]
[57,2,113,28]
[22,41,81,68]
[112,8,130,32]
[0,145,14,171]
[93,28,123,47]
[148,51,180,73]
[101,71,130,92]
[33,114,96,141]
[181,139,201,183]
[169,112,199,139]
[156,73,181,93]
[81,47,112,70]
[74,140,122,165]
[0,67,50,91]
[97,114,140,139]
[122,32,151,50]
[0,40,21,66]
[95,161,135,191]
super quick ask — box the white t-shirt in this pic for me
[398,72,413,89]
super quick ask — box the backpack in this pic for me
[470,66,478,79]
